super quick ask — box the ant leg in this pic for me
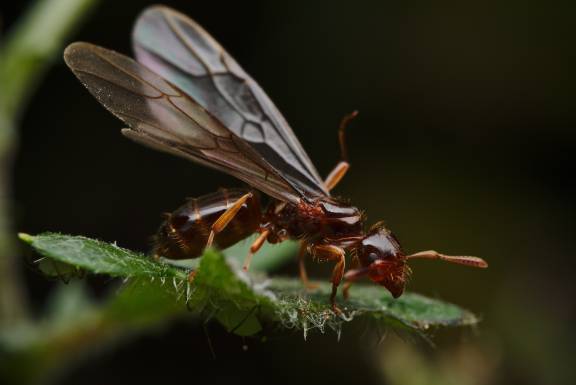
[298,241,318,290]
[205,192,253,249]
[342,281,352,300]
[323,110,358,191]
[309,244,346,313]
[242,229,270,271]
[343,266,372,299]
[342,255,360,299]
[324,162,349,191]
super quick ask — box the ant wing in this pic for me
[64,42,301,203]
[132,5,329,199]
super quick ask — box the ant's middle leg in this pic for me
[242,228,270,271]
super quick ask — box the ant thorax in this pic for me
[266,198,364,241]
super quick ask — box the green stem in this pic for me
[0,117,24,325]
[0,0,99,326]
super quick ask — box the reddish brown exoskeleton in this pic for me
[64,5,487,311]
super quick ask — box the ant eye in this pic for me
[368,252,378,262]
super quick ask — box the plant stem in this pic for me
[0,117,24,325]
[0,0,99,326]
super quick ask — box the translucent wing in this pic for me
[132,5,329,198]
[64,42,302,203]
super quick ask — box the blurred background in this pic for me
[1,0,575,384]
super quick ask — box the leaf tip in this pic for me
[18,232,34,244]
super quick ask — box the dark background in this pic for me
[3,1,576,384]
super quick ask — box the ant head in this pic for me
[347,222,488,299]
[354,222,409,298]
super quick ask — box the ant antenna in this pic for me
[406,250,488,268]
[338,110,359,162]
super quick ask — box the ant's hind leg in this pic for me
[323,110,358,191]
[205,192,253,249]
[324,162,349,191]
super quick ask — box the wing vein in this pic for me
[163,11,214,75]
[74,68,164,100]
[91,49,179,97]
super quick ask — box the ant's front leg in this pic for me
[342,255,361,299]
[308,243,346,313]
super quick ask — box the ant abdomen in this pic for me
[154,188,262,259]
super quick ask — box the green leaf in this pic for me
[19,232,479,337]
[20,232,188,280]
